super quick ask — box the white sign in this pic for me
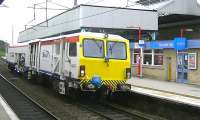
[134,43,140,49]
[139,40,145,45]
[188,53,197,70]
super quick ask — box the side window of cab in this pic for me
[69,43,77,57]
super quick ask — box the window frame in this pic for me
[106,41,127,60]
[55,43,60,55]
[153,49,164,66]
[132,49,140,64]
[132,49,164,66]
[143,49,153,65]
[83,38,104,58]
[69,42,77,57]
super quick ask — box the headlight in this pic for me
[126,68,131,79]
[80,65,85,77]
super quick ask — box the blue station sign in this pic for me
[131,37,188,50]
[150,40,174,49]
[173,37,187,51]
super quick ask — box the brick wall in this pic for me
[187,49,200,85]
[132,49,177,81]
[132,48,200,85]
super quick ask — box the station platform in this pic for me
[0,95,19,120]
[127,77,200,108]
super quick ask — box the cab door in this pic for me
[63,42,78,78]
[63,42,70,77]
[52,43,61,74]
[30,43,39,70]
[68,42,78,79]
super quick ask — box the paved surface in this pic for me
[0,95,19,120]
[127,77,200,107]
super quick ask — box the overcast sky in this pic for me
[0,0,140,44]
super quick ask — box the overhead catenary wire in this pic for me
[26,0,136,30]
[84,0,95,4]
[25,0,70,29]
[28,3,141,32]
[84,0,105,5]
[86,0,104,4]
[50,1,69,9]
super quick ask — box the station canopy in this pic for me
[136,0,200,16]
[135,0,200,27]
[18,4,158,43]
[136,0,168,6]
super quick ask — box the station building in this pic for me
[132,0,200,85]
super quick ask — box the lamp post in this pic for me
[138,27,144,79]
[126,26,143,78]
[133,27,143,79]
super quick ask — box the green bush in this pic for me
[0,48,5,57]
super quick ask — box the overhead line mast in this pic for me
[25,0,69,30]
[74,0,78,7]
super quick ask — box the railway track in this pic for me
[0,73,59,120]
[78,99,149,120]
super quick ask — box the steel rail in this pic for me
[77,100,149,120]
[0,73,60,120]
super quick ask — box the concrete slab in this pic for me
[127,77,200,108]
[0,95,19,120]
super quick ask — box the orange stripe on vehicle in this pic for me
[41,39,61,45]
[64,36,79,43]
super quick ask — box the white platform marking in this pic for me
[131,86,200,108]
[0,95,19,120]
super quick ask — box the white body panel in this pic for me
[39,45,53,73]
[35,37,80,79]
[7,45,30,68]
[62,42,79,79]
[7,47,16,63]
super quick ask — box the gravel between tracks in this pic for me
[0,60,106,120]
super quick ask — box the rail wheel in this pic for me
[27,70,37,84]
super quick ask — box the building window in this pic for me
[132,49,163,66]
[55,44,60,55]
[132,49,140,64]
[143,50,152,65]
[154,49,163,65]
